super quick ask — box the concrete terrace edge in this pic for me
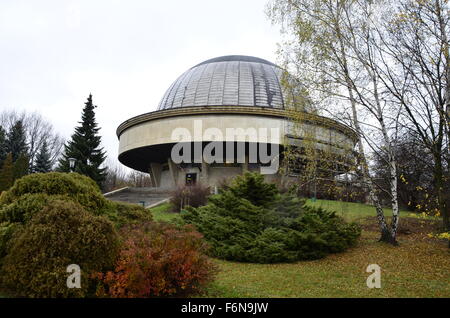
[103,186,130,197]
[116,106,358,142]
[146,198,171,209]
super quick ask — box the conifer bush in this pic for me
[105,201,153,228]
[0,173,152,263]
[0,172,108,214]
[0,200,119,297]
[0,172,215,298]
[182,172,361,263]
[0,172,152,228]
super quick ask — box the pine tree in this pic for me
[58,94,107,188]
[13,153,29,181]
[6,120,28,162]
[0,153,14,192]
[0,125,7,167]
[34,141,52,173]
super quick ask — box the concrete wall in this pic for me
[119,113,354,157]
[159,170,175,189]
[208,166,242,186]
[119,114,286,156]
[118,111,356,189]
[159,163,284,189]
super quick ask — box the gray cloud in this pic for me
[0,0,281,166]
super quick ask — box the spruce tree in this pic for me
[34,141,52,173]
[0,153,14,192]
[0,126,7,167]
[13,153,29,181]
[6,120,28,162]
[58,94,107,188]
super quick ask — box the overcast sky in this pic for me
[0,0,282,166]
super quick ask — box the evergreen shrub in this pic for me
[182,172,361,263]
[0,200,119,297]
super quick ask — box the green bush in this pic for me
[0,172,158,297]
[229,172,278,208]
[105,201,153,228]
[0,172,108,215]
[0,193,66,224]
[0,200,120,297]
[0,194,69,259]
[0,221,22,261]
[182,172,361,263]
[0,172,152,229]
[0,173,152,267]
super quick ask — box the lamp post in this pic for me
[69,158,76,172]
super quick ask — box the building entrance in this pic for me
[185,173,197,185]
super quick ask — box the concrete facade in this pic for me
[116,56,358,189]
[117,108,357,188]
[118,112,354,156]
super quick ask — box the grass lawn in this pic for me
[150,199,450,298]
[150,202,182,223]
[305,199,409,221]
[151,199,432,224]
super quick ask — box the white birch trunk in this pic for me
[336,28,393,242]
[372,74,399,243]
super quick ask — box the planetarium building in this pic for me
[117,55,357,188]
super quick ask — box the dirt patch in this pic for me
[360,216,441,236]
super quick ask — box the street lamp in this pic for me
[68,158,76,172]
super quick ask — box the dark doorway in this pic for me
[185,173,197,185]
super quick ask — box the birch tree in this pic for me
[341,0,402,243]
[268,0,401,244]
[376,0,450,232]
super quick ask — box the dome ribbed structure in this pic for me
[157,55,286,110]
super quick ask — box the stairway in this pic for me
[104,187,171,208]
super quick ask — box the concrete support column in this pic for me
[242,155,248,173]
[167,158,179,187]
[201,160,209,184]
[149,163,162,188]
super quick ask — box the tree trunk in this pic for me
[373,73,399,245]
[435,0,450,234]
[434,154,449,231]
[388,155,399,241]
[335,24,396,244]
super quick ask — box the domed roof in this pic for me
[157,55,287,110]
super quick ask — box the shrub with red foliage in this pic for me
[96,222,217,298]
